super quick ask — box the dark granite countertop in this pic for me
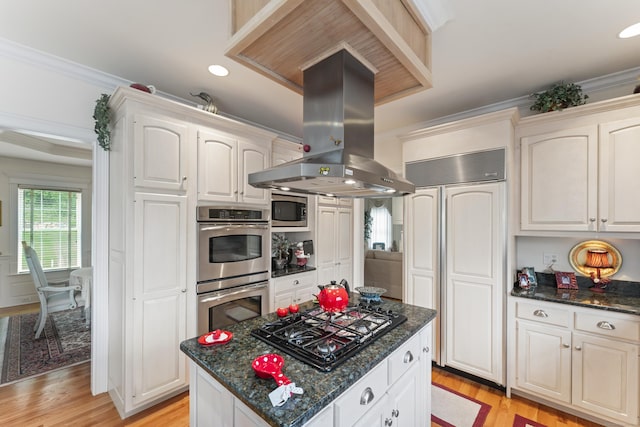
[271,266,317,279]
[511,273,640,316]
[180,297,436,427]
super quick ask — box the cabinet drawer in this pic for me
[272,271,316,293]
[334,360,387,427]
[516,301,569,327]
[574,311,640,341]
[388,333,421,384]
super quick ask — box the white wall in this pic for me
[516,236,640,282]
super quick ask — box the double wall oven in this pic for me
[197,206,270,335]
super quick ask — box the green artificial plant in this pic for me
[272,234,290,260]
[364,210,372,242]
[530,82,588,113]
[93,94,111,151]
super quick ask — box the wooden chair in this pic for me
[21,241,83,339]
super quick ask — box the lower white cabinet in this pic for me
[189,325,431,426]
[514,299,639,426]
[271,270,317,312]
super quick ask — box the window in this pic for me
[18,187,82,273]
[369,204,392,250]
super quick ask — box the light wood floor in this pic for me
[0,359,607,427]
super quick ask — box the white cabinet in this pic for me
[514,299,639,425]
[520,114,640,232]
[316,205,353,286]
[271,270,317,312]
[197,127,271,205]
[108,91,194,418]
[445,183,504,384]
[133,113,189,192]
[404,188,438,361]
[272,137,303,166]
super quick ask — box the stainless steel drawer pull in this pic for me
[404,351,414,363]
[533,309,548,318]
[360,387,374,405]
[597,321,615,330]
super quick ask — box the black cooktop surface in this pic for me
[251,304,407,372]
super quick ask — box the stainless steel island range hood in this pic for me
[248,49,415,198]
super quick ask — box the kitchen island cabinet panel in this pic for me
[181,299,435,427]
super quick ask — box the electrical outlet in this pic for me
[543,253,558,265]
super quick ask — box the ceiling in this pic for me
[1,0,640,159]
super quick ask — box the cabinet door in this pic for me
[387,362,421,426]
[191,362,234,427]
[352,393,388,427]
[133,193,187,407]
[572,332,638,424]
[445,182,504,384]
[198,129,237,202]
[598,118,640,232]
[134,114,189,191]
[516,320,571,403]
[239,140,270,205]
[405,189,439,361]
[316,206,338,285]
[335,207,353,284]
[520,126,598,231]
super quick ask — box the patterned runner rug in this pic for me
[0,307,90,386]
[432,382,491,427]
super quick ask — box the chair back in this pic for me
[22,241,48,290]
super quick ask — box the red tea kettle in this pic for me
[317,279,350,313]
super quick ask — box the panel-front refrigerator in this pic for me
[404,149,506,385]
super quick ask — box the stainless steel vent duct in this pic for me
[248,49,414,198]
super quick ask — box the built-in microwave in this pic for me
[271,193,307,227]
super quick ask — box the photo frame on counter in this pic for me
[555,271,578,289]
[521,267,537,286]
[517,273,530,289]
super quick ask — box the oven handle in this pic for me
[199,223,269,232]
[199,281,268,303]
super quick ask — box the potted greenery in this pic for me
[530,81,588,113]
[93,94,111,151]
[272,234,291,270]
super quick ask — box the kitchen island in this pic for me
[180,297,436,427]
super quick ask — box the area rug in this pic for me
[432,382,491,427]
[513,414,547,427]
[0,308,90,386]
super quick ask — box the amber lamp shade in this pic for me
[585,250,612,268]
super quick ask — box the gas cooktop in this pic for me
[251,304,407,372]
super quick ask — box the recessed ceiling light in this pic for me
[208,65,229,77]
[279,187,290,191]
[619,22,640,39]
[344,179,356,185]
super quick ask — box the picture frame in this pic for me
[521,267,537,286]
[555,271,578,289]
[517,273,530,289]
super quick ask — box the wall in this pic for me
[0,156,92,307]
[516,236,640,282]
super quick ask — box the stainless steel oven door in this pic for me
[197,281,269,335]
[197,222,269,283]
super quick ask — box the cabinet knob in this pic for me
[563,343,570,348]
[182,176,187,181]
[575,345,582,351]
[423,346,430,353]
[597,321,615,330]
[392,409,400,418]
[589,218,596,222]
[360,387,375,405]
[600,218,608,223]
[385,419,393,426]
[533,309,548,318]
[181,289,187,293]
[403,351,414,363]
[293,279,299,285]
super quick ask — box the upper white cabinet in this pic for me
[197,127,271,205]
[272,137,303,166]
[316,204,353,286]
[134,113,189,192]
[519,98,640,233]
